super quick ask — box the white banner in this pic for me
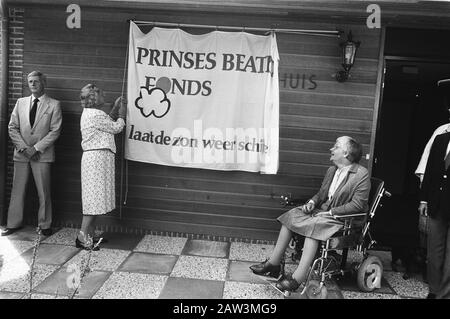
[125,22,279,174]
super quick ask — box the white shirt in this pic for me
[328,164,351,200]
[415,123,450,182]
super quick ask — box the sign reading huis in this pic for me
[125,22,279,174]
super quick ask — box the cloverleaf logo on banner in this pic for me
[135,87,171,118]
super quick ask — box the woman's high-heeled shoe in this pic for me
[249,259,281,278]
[275,275,303,292]
[75,237,100,251]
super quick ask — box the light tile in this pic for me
[342,290,401,299]
[384,271,428,299]
[171,256,228,281]
[42,228,78,246]
[65,248,131,272]
[223,281,284,299]
[229,242,274,262]
[93,272,167,299]
[0,239,34,262]
[24,293,69,299]
[0,260,58,293]
[134,235,187,255]
[182,239,230,258]
[0,291,24,299]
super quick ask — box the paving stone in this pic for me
[227,260,269,284]
[342,290,401,299]
[118,252,178,275]
[171,256,228,281]
[0,291,24,299]
[0,239,34,263]
[65,248,131,272]
[182,239,230,258]
[134,235,187,255]
[2,226,41,242]
[43,228,79,246]
[20,244,79,265]
[93,272,167,299]
[223,281,284,299]
[94,232,143,251]
[159,277,223,299]
[384,271,429,299]
[0,261,59,293]
[34,266,111,299]
[229,242,274,262]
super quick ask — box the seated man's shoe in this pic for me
[275,275,302,292]
[426,293,436,299]
[1,227,22,236]
[75,237,100,251]
[249,259,281,278]
[41,228,53,237]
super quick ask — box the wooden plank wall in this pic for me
[9,5,381,241]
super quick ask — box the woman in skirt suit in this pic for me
[250,136,371,292]
[75,84,126,250]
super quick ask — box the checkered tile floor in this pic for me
[0,227,429,299]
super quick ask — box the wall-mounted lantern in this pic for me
[335,31,360,82]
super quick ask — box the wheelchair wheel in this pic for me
[305,280,328,299]
[357,255,383,292]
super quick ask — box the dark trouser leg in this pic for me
[427,217,447,295]
[437,221,450,299]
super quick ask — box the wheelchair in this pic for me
[279,177,391,299]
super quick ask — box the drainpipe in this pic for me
[0,0,8,225]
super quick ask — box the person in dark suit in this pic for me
[1,71,62,237]
[417,80,450,299]
[250,136,370,292]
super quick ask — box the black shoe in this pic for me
[249,259,281,278]
[275,275,302,292]
[41,228,53,236]
[426,293,436,299]
[1,227,22,236]
[75,237,100,251]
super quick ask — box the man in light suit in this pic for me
[1,71,62,237]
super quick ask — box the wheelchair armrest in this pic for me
[334,212,367,219]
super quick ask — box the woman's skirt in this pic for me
[277,207,344,241]
[81,149,115,215]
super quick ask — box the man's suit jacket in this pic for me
[8,94,62,162]
[420,131,450,219]
[310,163,370,216]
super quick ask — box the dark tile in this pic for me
[182,239,230,258]
[34,267,111,299]
[4,226,41,241]
[21,244,80,265]
[159,277,224,299]
[227,260,269,284]
[95,232,143,251]
[118,252,178,275]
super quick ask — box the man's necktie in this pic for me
[30,98,38,127]
[445,150,450,170]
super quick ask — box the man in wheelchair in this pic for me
[250,136,371,294]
